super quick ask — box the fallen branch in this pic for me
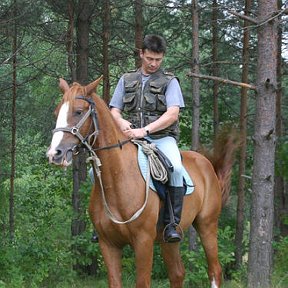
[187,72,257,91]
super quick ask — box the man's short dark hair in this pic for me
[142,35,166,54]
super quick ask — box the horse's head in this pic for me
[47,76,103,167]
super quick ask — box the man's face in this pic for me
[140,49,164,75]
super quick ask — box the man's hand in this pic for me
[118,118,132,131]
[124,128,147,139]
[111,107,132,131]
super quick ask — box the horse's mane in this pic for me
[89,88,127,139]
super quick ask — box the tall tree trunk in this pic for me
[211,0,219,139]
[102,0,110,104]
[72,0,90,241]
[134,0,143,68]
[247,1,278,287]
[191,0,200,151]
[188,2,200,277]
[75,0,91,84]
[9,0,17,242]
[274,0,288,237]
[67,0,76,81]
[72,0,92,273]
[234,0,251,269]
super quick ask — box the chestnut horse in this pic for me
[47,77,236,288]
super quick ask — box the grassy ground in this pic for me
[46,277,288,288]
[45,277,246,288]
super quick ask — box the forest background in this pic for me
[0,0,288,287]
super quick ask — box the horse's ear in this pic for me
[86,75,103,94]
[59,78,70,93]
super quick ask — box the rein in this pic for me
[53,96,149,224]
[93,139,131,152]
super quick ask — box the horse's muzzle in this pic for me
[47,145,73,167]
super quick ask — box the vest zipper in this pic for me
[140,78,144,127]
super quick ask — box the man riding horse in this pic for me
[109,34,185,243]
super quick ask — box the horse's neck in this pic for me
[94,104,139,184]
[92,98,143,197]
[96,133,137,176]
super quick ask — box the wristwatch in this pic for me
[144,127,150,136]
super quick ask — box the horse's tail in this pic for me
[202,127,239,207]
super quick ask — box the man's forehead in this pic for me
[143,50,164,59]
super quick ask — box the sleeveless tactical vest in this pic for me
[122,69,180,140]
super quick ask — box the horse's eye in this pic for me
[74,110,83,116]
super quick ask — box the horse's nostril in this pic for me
[55,149,63,158]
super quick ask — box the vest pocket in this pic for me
[143,93,156,111]
[125,80,139,92]
[150,82,166,112]
[156,94,167,111]
[124,80,139,111]
[123,93,137,111]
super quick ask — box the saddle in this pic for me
[88,140,194,200]
[132,140,194,200]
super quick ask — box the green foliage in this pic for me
[0,134,75,287]
[0,0,286,287]
[71,229,105,278]
[272,236,288,287]
[180,225,236,287]
[179,109,193,149]
[276,137,288,180]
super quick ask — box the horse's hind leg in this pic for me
[160,242,185,288]
[195,219,222,288]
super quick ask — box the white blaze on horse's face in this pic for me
[47,101,69,161]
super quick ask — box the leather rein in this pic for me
[52,96,149,224]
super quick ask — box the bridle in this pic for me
[52,96,129,155]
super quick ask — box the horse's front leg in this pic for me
[160,242,185,288]
[99,240,123,288]
[133,235,155,288]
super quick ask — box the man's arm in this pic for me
[144,106,179,134]
[121,106,180,139]
[110,107,132,131]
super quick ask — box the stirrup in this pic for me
[163,223,182,243]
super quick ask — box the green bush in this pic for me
[0,135,75,287]
[180,225,236,287]
[272,236,288,287]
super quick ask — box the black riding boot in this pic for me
[163,186,185,243]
